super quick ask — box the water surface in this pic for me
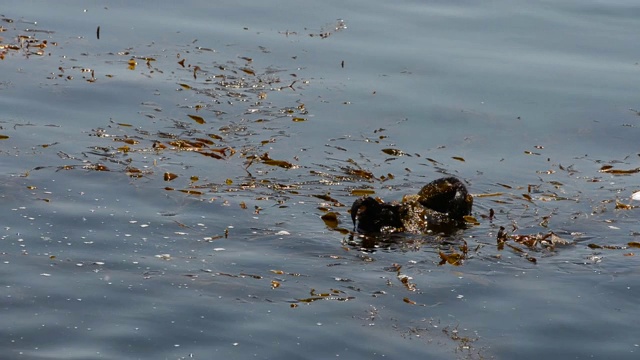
[2,1,640,359]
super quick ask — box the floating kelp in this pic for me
[0,25,54,59]
[615,200,635,210]
[439,251,463,266]
[163,172,178,181]
[295,288,354,304]
[587,241,639,251]
[496,227,574,262]
[320,212,339,228]
[303,19,347,39]
[251,152,297,169]
[313,194,344,206]
[474,192,504,198]
[198,147,235,159]
[125,166,145,178]
[382,148,409,157]
[599,165,640,175]
[84,163,109,171]
[350,188,375,196]
[187,114,206,124]
[341,167,375,181]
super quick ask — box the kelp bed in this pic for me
[2,13,640,359]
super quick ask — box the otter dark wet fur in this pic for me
[417,177,473,220]
[351,177,473,234]
[350,197,404,233]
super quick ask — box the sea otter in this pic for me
[351,177,473,234]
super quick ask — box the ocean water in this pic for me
[1,1,639,359]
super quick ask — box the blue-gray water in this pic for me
[1,1,639,359]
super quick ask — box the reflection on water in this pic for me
[2,1,640,359]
